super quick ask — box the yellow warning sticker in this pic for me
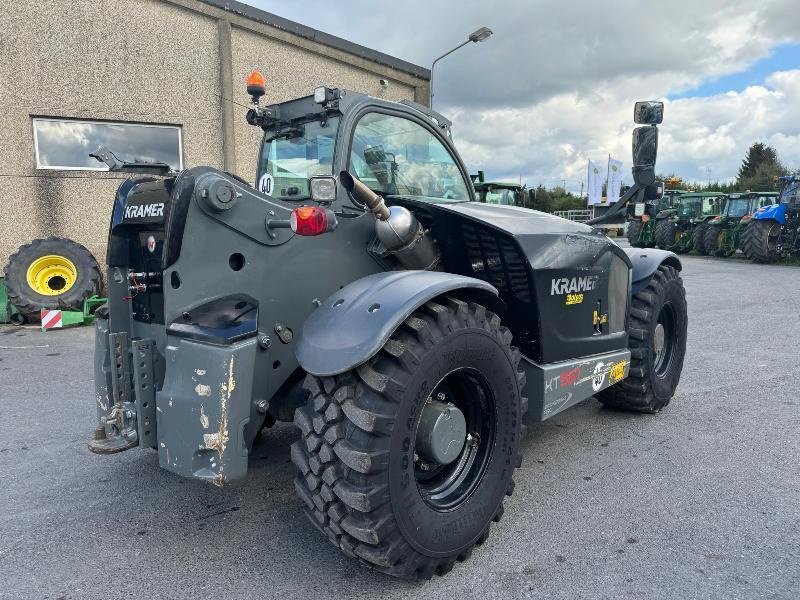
[609,360,627,384]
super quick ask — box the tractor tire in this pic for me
[693,223,709,255]
[655,219,679,251]
[291,297,527,580]
[703,225,727,257]
[595,264,687,413]
[3,237,103,319]
[741,219,780,263]
[627,220,645,247]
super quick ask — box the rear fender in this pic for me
[623,248,682,295]
[295,271,498,376]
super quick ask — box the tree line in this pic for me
[658,142,795,193]
[522,142,797,213]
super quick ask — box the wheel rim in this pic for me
[767,223,782,252]
[653,303,677,377]
[414,368,496,511]
[25,255,77,296]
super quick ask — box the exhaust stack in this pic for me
[339,171,390,220]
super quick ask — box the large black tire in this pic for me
[596,265,687,413]
[627,219,645,247]
[3,237,103,318]
[655,219,678,251]
[291,297,526,579]
[703,224,728,257]
[692,223,709,255]
[741,219,780,263]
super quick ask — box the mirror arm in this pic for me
[585,185,642,225]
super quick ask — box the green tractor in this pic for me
[625,188,684,247]
[702,192,778,257]
[654,192,727,254]
[471,172,528,207]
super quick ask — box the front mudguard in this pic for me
[295,270,498,376]
[753,203,786,224]
[623,247,682,295]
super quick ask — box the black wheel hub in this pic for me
[653,303,677,376]
[415,400,467,466]
[413,369,495,511]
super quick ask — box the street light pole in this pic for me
[429,26,493,109]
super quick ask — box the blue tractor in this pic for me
[741,176,800,263]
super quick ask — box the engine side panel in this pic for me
[401,201,632,364]
[518,233,631,363]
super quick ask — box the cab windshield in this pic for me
[725,198,750,218]
[258,117,339,200]
[349,112,471,203]
[484,188,517,205]
[780,181,800,204]
[702,197,725,215]
[678,199,703,217]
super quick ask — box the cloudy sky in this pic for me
[251,0,800,194]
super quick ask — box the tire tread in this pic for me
[292,297,527,579]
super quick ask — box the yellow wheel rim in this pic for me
[26,255,77,296]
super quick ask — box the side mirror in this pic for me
[634,101,664,125]
[632,125,658,187]
[364,145,387,165]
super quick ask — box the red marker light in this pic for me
[290,206,336,236]
[246,70,266,99]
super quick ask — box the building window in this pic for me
[32,118,183,171]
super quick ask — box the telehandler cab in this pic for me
[88,77,687,579]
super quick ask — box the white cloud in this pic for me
[249,0,800,189]
[449,70,800,191]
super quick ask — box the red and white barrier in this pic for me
[40,309,63,329]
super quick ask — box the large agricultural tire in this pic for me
[3,237,103,319]
[692,223,709,255]
[655,219,678,251]
[741,219,781,263]
[704,225,728,257]
[291,297,527,579]
[627,219,645,247]
[595,264,687,413]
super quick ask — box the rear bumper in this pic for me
[90,318,257,485]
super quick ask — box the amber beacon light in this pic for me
[246,70,266,103]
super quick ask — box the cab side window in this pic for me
[349,113,470,202]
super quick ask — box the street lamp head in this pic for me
[469,27,493,43]
[430,26,493,109]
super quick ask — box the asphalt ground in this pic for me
[1,250,798,600]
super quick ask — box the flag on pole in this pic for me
[587,160,603,205]
[607,156,624,203]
